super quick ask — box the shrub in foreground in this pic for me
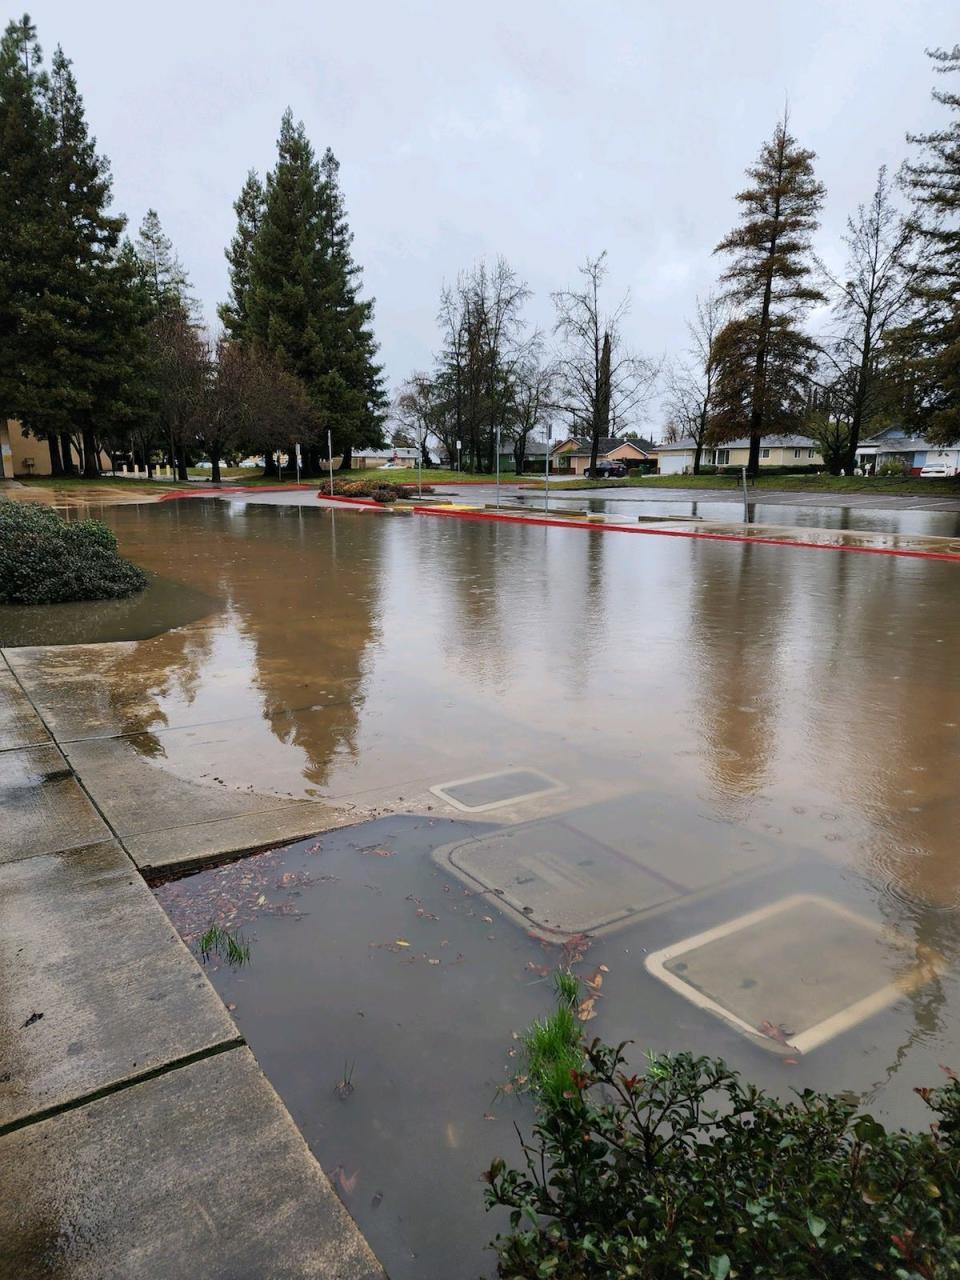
[486,988,960,1278]
[0,502,148,605]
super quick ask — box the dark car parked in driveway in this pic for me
[585,461,627,478]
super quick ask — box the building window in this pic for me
[760,448,770,459]
[715,449,729,466]
[807,448,815,458]
[793,448,802,458]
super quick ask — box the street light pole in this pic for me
[417,428,423,500]
[328,430,334,497]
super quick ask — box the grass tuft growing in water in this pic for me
[197,923,251,968]
[520,971,585,1106]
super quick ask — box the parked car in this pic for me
[919,461,959,478]
[378,462,405,470]
[585,461,627,478]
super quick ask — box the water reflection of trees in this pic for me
[687,542,790,806]
[112,502,384,787]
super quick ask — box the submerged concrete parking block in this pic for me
[644,894,942,1055]
[0,1047,386,1279]
[0,742,110,864]
[0,840,240,1129]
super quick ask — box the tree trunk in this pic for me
[210,449,221,484]
[263,450,278,478]
[60,431,77,475]
[340,443,352,472]
[81,428,99,478]
[693,442,703,475]
[176,449,188,482]
[46,433,63,476]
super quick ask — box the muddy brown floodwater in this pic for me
[8,494,960,1278]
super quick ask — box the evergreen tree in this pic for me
[219,169,264,339]
[897,45,960,443]
[45,45,128,476]
[136,208,202,479]
[239,111,385,473]
[0,15,57,470]
[714,114,826,474]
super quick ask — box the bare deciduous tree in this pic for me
[552,252,658,475]
[665,292,728,474]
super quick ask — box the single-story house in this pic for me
[0,418,111,478]
[352,447,421,470]
[655,435,823,475]
[856,426,960,476]
[551,435,657,476]
[497,438,550,474]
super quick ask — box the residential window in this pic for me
[715,449,729,466]
[807,448,815,458]
[760,448,770,459]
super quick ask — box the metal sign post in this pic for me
[295,442,301,485]
[276,450,283,484]
[417,428,423,499]
[328,430,335,497]
[456,439,462,473]
[544,427,551,512]
[495,425,501,509]
[741,465,749,523]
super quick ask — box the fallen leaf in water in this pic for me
[525,962,551,977]
[226,1003,237,1012]
[336,1167,358,1194]
[428,958,440,966]
[584,968,605,995]
[363,846,396,858]
[483,1112,496,1121]
[758,1020,796,1047]
[394,939,410,948]
[577,997,597,1022]
[481,915,493,924]
[370,1191,383,1211]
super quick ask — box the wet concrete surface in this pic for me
[0,1047,385,1280]
[0,839,240,1129]
[0,741,111,864]
[0,668,50,750]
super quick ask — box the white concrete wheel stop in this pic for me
[644,894,942,1056]
[430,801,781,940]
[429,767,564,814]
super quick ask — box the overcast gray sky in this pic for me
[31,0,959,432]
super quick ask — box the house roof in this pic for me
[553,436,656,457]
[657,434,818,452]
[859,426,934,449]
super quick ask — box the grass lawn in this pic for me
[546,473,960,497]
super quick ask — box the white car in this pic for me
[919,462,959,478]
[378,462,405,470]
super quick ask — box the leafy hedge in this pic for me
[330,478,433,503]
[0,502,148,605]
[485,987,960,1278]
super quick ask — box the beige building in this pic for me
[655,435,823,475]
[551,435,657,476]
[0,419,110,478]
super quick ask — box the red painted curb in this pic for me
[411,504,960,564]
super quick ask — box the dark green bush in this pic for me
[0,502,148,605]
[485,1007,960,1278]
[330,477,433,502]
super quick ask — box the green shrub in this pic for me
[330,477,434,503]
[0,502,148,605]
[485,1009,960,1278]
[878,458,909,478]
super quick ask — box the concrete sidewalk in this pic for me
[0,655,386,1279]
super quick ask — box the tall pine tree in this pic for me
[0,15,58,471]
[219,169,264,339]
[714,114,826,474]
[897,45,960,443]
[227,111,385,472]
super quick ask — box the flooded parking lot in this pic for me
[5,494,960,1278]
